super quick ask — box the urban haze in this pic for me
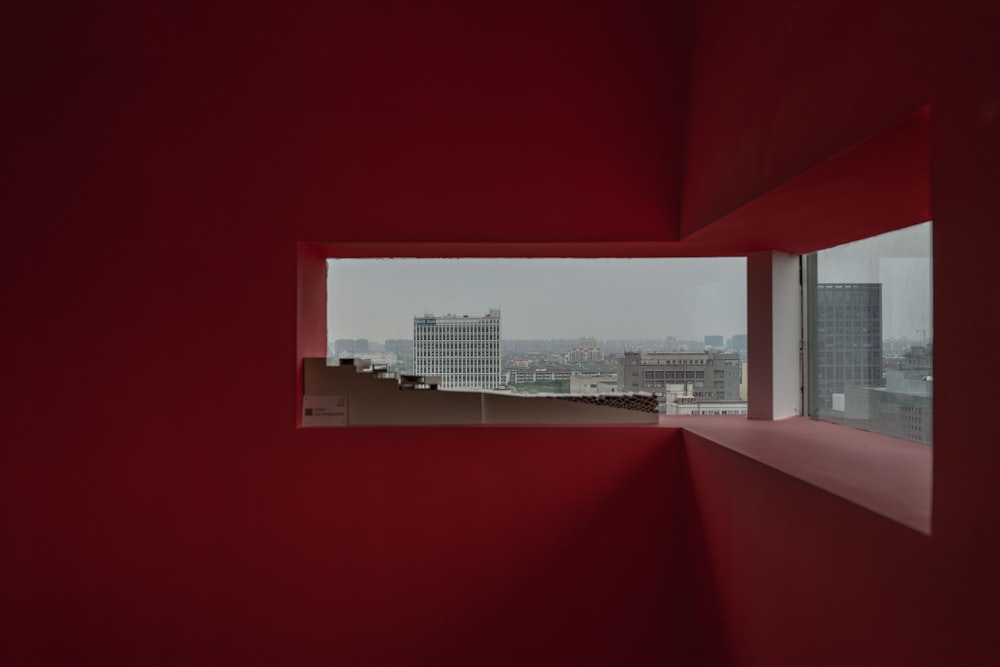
[327,257,748,342]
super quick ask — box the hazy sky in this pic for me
[327,222,931,343]
[328,257,748,341]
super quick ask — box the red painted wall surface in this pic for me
[0,2,696,665]
[681,0,933,236]
[4,0,1000,665]
[683,1,1000,665]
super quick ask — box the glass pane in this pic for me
[809,222,932,444]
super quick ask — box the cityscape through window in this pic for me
[327,258,748,416]
[805,222,933,444]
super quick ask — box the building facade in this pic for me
[506,367,573,384]
[664,397,749,416]
[618,351,742,400]
[413,309,502,390]
[569,374,620,395]
[815,283,883,410]
[565,347,606,363]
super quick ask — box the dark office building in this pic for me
[816,283,883,410]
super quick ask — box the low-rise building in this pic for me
[569,374,620,395]
[618,350,742,400]
[665,397,748,416]
[507,366,574,383]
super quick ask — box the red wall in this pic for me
[0,2,697,665]
[683,0,1000,665]
[681,0,932,235]
[4,0,1000,665]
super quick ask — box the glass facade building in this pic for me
[815,283,883,410]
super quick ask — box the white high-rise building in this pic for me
[413,309,502,390]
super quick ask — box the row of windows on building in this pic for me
[818,351,882,365]
[509,371,572,381]
[414,333,499,341]
[817,305,881,318]
[414,324,499,335]
[425,375,502,387]
[817,365,883,382]
[416,360,501,369]
[414,361,499,370]
[648,389,727,399]
[626,358,723,366]
[644,370,706,379]
[817,284,880,304]
[414,343,500,351]
[819,340,880,349]
[818,323,881,335]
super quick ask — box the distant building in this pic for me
[383,339,414,372]
[816,283,883,410]
[506,356,535,370]
[384,339,413,357]
[726,334,747,351]
[334,338,369,355]
[570,374,620,395]
[832,370,932,445]
[665,397,748,416]
[563,337,606,363]
[507,366,574,383]
[704,335,724,349]
[618,351,742,400]
[901,344,933,369]
[413,309,502,390]
[337,351,398,370]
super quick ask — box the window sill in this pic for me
[665,415,931,534]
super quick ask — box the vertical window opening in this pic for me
[804,222,933,444]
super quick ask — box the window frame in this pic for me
[801,222,933,444]
[297,107,933,533]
